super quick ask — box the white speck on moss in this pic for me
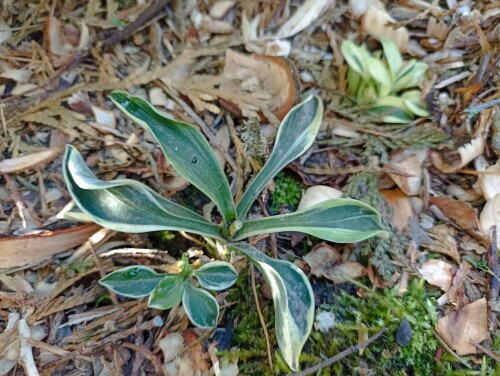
[315,311,336,333]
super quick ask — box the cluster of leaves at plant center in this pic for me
[100,254,237,328]
[62,91,386,371]
[341,37,429,123]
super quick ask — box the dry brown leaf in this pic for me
[0,224,101,270]
[430,137,484,174]
[220,50,299,120]
[418,260,455,292]
[0,147,64,174]
[327,261,368,284]
[0,273,34,293]
[381,189,413,231]
[429,196,478,230]
[425,224,461,263]
[304,243,342,277]
[386,149,426,196]
[435,298,488,355]
[362,6,408,51]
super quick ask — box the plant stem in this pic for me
[250,264,273,371]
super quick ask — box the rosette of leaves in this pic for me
[62,91,386,371]
[100,254,237,328]
[341,37,429,123]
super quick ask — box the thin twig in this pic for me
[433,330,471,369]
[123,342,164,375]
[250,264,274,370]
[89,242,119,304]
[290,328,387,376]
[102,0,171,48]
[469,340,500,363]
[488,226,500,331]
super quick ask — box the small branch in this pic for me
[469,340,500,363]
[433,330,471,369]
[290,328,386,376]
[250,264,274,370]
[102,0,171,48]
[488,226,500,331]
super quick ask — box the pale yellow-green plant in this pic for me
[341,38,429,123]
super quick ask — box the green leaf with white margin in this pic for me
[366,57,392,97]
[392,60,428,93]
[63,145,223,239]
[227,242,314,372]
[99,266,164,298]
[182,282,219,328]
[347,67,362,97]
[381,37,403,80]
[194,261,238,290]
[109,91,236,225]
[341,41,371,79]
[148,275,185,309]
[236,95,323,219]
[369,96,414,123]
[233,198,386,243]
[402,90,430,117]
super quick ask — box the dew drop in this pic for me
[191,156,198,164]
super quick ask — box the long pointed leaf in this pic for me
[233,199,385,243]
[236,95,323,219]
[64,146,223,239]
[109,91,236,224]
[228,243,314,372]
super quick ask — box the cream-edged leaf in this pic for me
[63,145,223,238]
[228,242,314,372]
[236,95,323,219]
[109,91,236,225]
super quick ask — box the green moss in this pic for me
[346,172,406,279]
[65,257,94,278]
[300,278,495,375]
[219,269,276,375]
[270,172,304,214]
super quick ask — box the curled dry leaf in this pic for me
[276,0,334,39]
[327,262,368,284]
[418,259,455,292]
[0,224,101,270]
[435,298,488,355]
[304,243,367,284]
[475,156,500,201]
[479,193,500,243]
[430,137,484,174]
[425,224,461,263]
[362,6,408,52]
[209,1,236,19]
[0,147,64,174]
[429,196,478,231]
[380,189,413,231]
[220,50,300,121]
[297,185,343,211]
[304,243,342,275]
[386,149,426,196]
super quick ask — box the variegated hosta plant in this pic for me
[62,91,385,371]
[341,37,429,123]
